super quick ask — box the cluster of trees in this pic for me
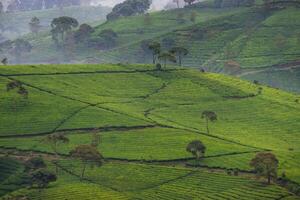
[43,131,102,181]
[141,40,189,68]
[50,16,119,55]
[4,0,81,12]
[185,110,280,185]
[107,0,152,21]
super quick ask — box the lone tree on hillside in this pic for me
[29,17,41,35]
[74,24,94,45]
[250,152,279,184]
[158,52,177,68]
[186,140,206,160]
[70,145,103,181]
[148,42,161,64]
[201,111,217,134]
[97,29,118,50]
[51,16,79,46]
[170,46,189,66]
[43,133,69,173]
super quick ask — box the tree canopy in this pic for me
[250,152,279,184]
[186,140,206,160]
[107,0,152,21]
[51,16,79,45]
[70,145,103,180]
[201,111,217,134]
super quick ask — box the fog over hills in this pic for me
[92,0,172,10]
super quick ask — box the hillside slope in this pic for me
[0,64,299,199]
[2,4,299,92]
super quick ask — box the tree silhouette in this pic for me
[70,145,103,181]
[186,140,206,160]
[51,16,79,46]
[43,133,69,173]
[148,42,161,64]
[29,17,41,35]
[250,152,279,184]
[201,111,217,134]
[170,47,189,66]
[158,52,176,68]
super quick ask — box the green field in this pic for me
[0,64,299,199]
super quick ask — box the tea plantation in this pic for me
[0,64,299,199]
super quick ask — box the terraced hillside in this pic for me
[3,3,299,92]
[0,64,299,199]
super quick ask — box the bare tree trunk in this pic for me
[81,162,86,181]
[206,117,209,134]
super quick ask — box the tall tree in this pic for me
[201,111,217,134]
[29,17,41,35]
[170,47,189,66]
[43,133,69,173]
[148,42,161,64]
[158,52,177,68]
[70,145,103,181]
[51,16,79,45]
[186,140,206,160]
[250,152,279,184]
[74,24,94,44]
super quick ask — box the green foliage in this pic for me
[107,0,151,21]
[51,16,79,46]
[70,145,103,180]
[186,140,206,160]
[250,152,279,184]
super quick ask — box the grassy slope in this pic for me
[7,5,300,93]
[4,160,298,200]
[2,7,244,64]
[0,64,299,199]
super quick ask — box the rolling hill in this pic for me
[0,64,299,199]
[1,2,299,93]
